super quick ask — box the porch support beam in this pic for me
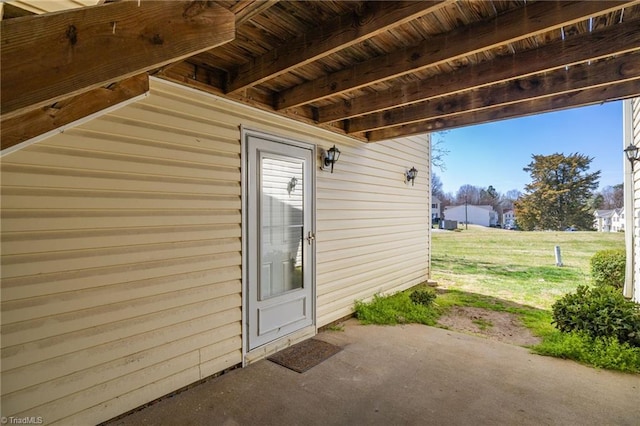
[366,79,640,141]
[1,1,235,118]
[1,74,149,151]
[276,0,635,110]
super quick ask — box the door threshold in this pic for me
[244,325,316,366]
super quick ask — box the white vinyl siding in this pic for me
[1,83,242,425]
[315,136,430,325]
[0,77,430,424]
[629,98,640,302]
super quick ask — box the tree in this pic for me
[503,189,522,205]
[431,131,449,172]
[455,184,482,205]
[431,173,446,220]
[479,185,496,203]
[596,184,624,209]
[431,172,444,200]
[611,183,624,208]
[501,189,522,211]
[514,153,600,231]
[589,192,605,211]
[441,191,456,207]
[480,185,501,211]
[430,133,449,220]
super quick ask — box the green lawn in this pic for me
[431,225,625,310]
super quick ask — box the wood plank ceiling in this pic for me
[2,0,640,146]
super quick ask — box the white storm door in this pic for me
[246,133,314,351]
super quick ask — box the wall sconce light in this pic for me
[624,144,640,171]
[287,176,298,195]
[321,145,341,173]
[405,167,418,186]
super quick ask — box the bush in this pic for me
[409,288,437,306]
[590,249,625,288]
[552,285,640,347]
[533,331,640,373]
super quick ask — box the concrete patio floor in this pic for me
[107,319,640,426]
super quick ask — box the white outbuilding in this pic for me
[443,205,498,227]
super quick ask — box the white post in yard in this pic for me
[555,246,563,267]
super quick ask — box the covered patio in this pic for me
[105,319,640,426]
[2,1,640,424]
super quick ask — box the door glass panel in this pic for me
[260,156,304,300]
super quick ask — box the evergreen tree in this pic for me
[514,153,600,231]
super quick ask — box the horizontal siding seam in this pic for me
[67,125,240,157]
[2,186,240,199]
[1,252,241,295]
[1,277,241,331]
[2,299,241,373]
[9,354,202,423]
[22,144,241,174]
[2,329,241,415]
[113,101,239,133]
[0,165,241,190]
[1,224,241,242]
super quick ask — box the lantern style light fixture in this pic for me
[405,167,418,186]
[287,176,298,195]
[624,144,640,171]
[322,145,341,173]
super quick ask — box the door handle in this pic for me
[306,231,316,245]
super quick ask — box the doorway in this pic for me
[244,130,315,351]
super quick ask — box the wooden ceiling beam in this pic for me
[1,74,149,151]
[226,0,449,94]
[366,79,640,142]
[275,0,635,110]
[1,1,235,119]
[347,51,640,133]
[233,0,280,26]
[319,16,640,123]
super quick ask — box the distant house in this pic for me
[594,209,619,232]
[594,209,614,231]
[444,204,498,227]
[503,209,516,228]
[612,208,625,232]
[431,197,442,222]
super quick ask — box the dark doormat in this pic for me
[267,338,342,373]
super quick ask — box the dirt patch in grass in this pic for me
[437,306,541,347]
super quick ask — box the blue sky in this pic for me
[436,101,624,196]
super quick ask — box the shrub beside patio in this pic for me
[590,249,626,288]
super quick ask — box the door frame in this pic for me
[241,127,317,362]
